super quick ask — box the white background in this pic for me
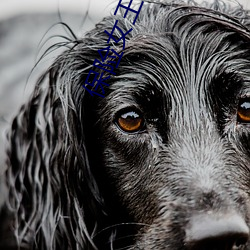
[0,0,250,20]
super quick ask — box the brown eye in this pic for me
[237,99,250,123]
[116,110,144,133]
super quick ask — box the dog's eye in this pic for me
[116,110,144,133]
[237,99,250,123]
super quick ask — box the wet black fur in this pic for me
[2,0,250,249]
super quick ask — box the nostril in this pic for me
[187,233,248,250]
[235,236,248,248]
[185,213,249,250]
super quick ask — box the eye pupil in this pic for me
[237,99,250,123]
[121,111,139,119]
[240,102,250,110]
[117,110,144,133]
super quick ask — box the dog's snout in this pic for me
[185,213,249,250]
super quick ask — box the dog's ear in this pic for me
[2,31,110,249]
[1,11,136,248]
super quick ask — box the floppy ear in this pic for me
[1,30,111,249]
[0,11,138,248]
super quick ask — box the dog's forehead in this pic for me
[108,3,250,101]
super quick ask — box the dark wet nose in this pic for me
[185,213,249,250]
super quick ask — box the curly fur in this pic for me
[2,0,250,249]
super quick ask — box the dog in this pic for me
[1,0,250,249]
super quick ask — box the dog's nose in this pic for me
[185,213,249,250]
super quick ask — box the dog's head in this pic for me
[3,1,250,250]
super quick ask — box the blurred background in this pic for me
[0,0,250,174]
[0,0,116,173]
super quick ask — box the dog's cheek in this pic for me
[101,138,161,224]
[236,129,250,159]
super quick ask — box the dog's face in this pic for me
[84,3,250,249]
[4,1,250,250]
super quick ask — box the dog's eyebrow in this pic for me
[211,71,243,92]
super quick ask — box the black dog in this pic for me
[2,0,250,249]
